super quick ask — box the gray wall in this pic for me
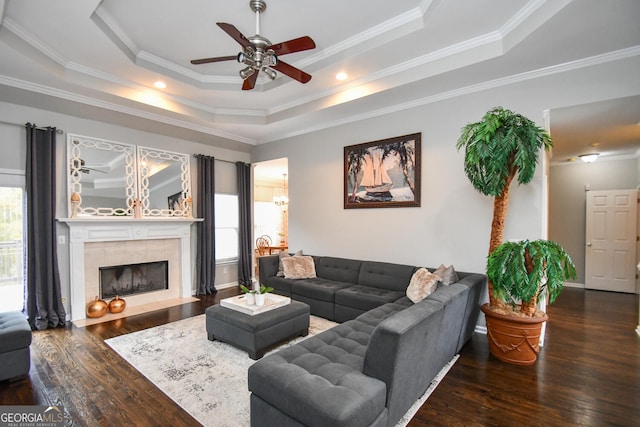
[549,158,639,284]
[252,53,640,277]
[0,101,250,316]
[253,99,547,275]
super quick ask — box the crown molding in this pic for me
[0,74,257,145]
[65,62,264,120]
[0,0,6,23]
[2,36,637,146]
[92,4,305,91]
[267,30,504,118]
[90,4,137,61]
[295,4,426,69]
[2,2,637,146]
[259,46,640,143]
[2,17,68,67]
[500,0,553,37]
[135,50,239,86]
[2,0,568,125]
[267,1,560,117]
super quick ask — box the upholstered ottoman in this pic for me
[0,311,32,381]
[206,300,309,359]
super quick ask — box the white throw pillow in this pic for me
[406,268,441,303]
[277,250,303,277]
[281,256,317,279]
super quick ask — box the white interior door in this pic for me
[585,189,638,293]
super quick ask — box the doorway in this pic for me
[585,189,638,293]
[253,158,289,274]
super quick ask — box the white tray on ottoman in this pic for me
[220,293,290,315]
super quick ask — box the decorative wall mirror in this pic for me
[67,135,192,218]
[67,134,137,217]
[137,146,191,217]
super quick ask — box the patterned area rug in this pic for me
[106,314,458,427]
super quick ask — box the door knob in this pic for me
[587,242,592,247]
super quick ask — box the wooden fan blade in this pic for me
[191,56,237,65]
[272,60,312,84]
[217,22,252,48]
[242,72,259,91]
[268,36,316,56]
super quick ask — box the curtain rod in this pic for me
[0,120,64,134]
[193,154,245,165]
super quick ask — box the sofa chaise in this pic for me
[249,254,486,427]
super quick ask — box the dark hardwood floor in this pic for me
[412,287,640,427]
[1,287,638,426]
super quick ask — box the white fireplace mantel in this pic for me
[59,217,202,321]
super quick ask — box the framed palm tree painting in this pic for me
[344,133,421,209]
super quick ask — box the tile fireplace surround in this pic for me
[60,218,200,321]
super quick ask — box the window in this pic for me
[215,194,239,262]
[0,186,25,312]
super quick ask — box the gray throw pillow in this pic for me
[433,264,459,285]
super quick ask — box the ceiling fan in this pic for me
[190,0,316,90]
[71,159,107,175]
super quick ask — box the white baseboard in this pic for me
[215,282,238,290]
[563,282,584,289]
[475,325,487,335]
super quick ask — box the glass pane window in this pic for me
[215,194,238,262]
[0,187,25,312]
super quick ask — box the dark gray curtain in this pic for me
[195,154,216,294]
[237,162,252,286]
[25,123,66,329]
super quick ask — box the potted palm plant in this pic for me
[457,106,575,365]
[485,239,575,364]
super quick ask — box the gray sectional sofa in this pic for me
[249,254,486,427]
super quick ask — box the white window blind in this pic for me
[215,194,238,262]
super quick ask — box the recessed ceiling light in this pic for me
[154,81,167,89]
[336,72,348,81]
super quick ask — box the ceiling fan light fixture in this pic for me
[238,52,256,67]
[579,153,599,163]
[239,66,256,80]
[262,67,277,80]
[190,0,315,90]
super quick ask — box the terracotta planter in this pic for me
[481,303,548,366]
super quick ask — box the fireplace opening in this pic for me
[99,260,168,299]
